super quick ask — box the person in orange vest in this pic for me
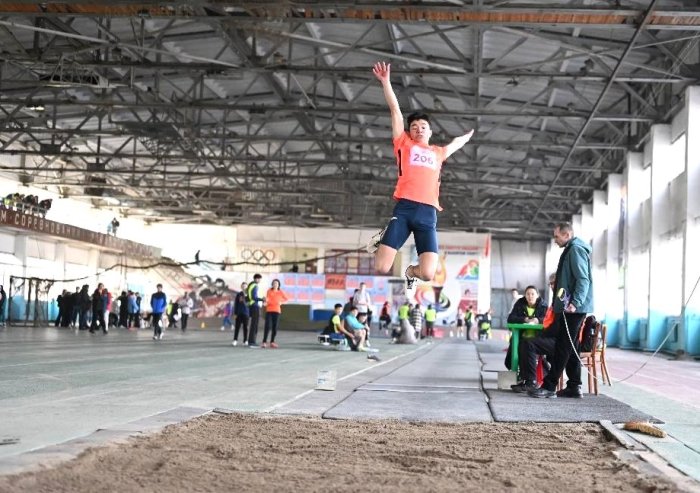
[262,279,289,348]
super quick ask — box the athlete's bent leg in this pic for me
[406,252,438,281]
[375,244,397,274]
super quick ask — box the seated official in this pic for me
[512,313,595,397]
[505,285,548,370]
[342,307,368,352]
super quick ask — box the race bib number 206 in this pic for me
[409,145,438,169]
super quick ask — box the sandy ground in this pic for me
[0,414,677,493]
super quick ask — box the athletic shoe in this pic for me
[152,336,157,340]
[358,346,369,352]
[261,342,268,348]
[405,266,416,290]
[248,344,259,349]
[244,341,248,346]
[365,217,396,254]
[232,340,238,347]
[270,342,278,348]
[220,326,225,331]
[158,333,163,340]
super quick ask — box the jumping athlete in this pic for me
[369,61,474,289]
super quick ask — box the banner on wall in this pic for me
[409,245,484,322]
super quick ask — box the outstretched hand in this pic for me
[372,61,391,83]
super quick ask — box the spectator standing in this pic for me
[90,283,106,334]
[464,305,475,341]
[0,285,6,327]
[425,304,437,339]
[456,308,465,338]
[78,284,90,331]
[410,304,423,339]
[529,222,593,399]
[353,283,371,318]
[117,291,129,328]
[232,282,249,346]
[102,289,112,329]
[180,292,193,331]
[246,274,264,348]
[150,284,167,340]
[55,290,66,327]
[127,291,139,329]
[70,287,80,327]
[262,279,289,348]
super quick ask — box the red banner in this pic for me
[325,274,346,290]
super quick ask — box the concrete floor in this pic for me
[0,325,698,483]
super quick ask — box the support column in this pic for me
[580,204,594,244]
[648,124,675,351]
[623,152,647,349]
[571,214,582,238]
[12,235,28,322]
[592,190,607,323]
[605,174,623,345]
[683,86,700,356]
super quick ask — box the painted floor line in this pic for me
[264,344,430,412]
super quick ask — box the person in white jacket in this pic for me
[352,283,372,317]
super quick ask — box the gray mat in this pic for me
[486,390,663,424]
[323,389,493,422]
[358,383,479,392]
[369,342,481,389]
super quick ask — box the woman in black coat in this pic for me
[505,285,548,370]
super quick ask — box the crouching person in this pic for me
[342,307,369,352]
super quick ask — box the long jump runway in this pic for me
[0,326,661,478]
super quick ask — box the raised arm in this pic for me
[372,62,404,140]
[444,129,475,159]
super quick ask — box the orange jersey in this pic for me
[265,289,289,313]
[392,132,448,211]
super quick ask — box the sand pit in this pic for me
[0,414,677,492]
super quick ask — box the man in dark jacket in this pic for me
[150,284,167,340]
[529,222,593,399]
[78,285,91,331]
[232,282,249,346]
[245,275,264,348]
[90,283,106,334]
[117,291,129,328]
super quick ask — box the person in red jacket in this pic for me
[262,279,289,348]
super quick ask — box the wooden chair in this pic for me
[579,322,602,395]
[597,323,612,387]
[558,320,610,395]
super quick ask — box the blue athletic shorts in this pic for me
[379,199,438,255]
